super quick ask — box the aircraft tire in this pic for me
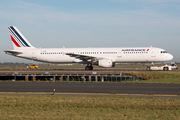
[90,66,93,70]
[85,66,93,70]
[85,66,89,70]
[85,66,90,70]
[163,67,168,71]
[146,66,150,71]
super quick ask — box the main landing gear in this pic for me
[85,65,93,70]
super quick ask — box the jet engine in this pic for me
[98,59,115,67]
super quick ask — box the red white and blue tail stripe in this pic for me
[8,26,34,49]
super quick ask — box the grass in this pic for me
[0,95,180,120]
[122,71,180,84]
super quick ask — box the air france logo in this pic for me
[122,49,149,52]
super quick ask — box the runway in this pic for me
[0,82,180,96]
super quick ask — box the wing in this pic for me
[66,53,101,62]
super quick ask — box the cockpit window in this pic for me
[161,51,167,53]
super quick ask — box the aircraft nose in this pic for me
[168,54,173,60]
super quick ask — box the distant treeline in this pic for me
[0,62,29,66]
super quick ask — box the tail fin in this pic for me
[8,26,35,50]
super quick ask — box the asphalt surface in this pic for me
[0,82,180,95]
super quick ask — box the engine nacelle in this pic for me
[98,59,115,68]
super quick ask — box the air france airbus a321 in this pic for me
[5,26,173,70]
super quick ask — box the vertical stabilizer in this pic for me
[8,26,35,50]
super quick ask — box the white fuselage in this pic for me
[15,47,173,64]
[6,26,173,69]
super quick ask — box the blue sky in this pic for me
[0,0,180,63]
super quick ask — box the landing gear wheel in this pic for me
[146,66,150,71]
[90,66,93,70]
[85,65,93,70]
[85,66,89,70]
[163,67,169,71]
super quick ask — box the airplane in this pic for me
[4,26,173,70]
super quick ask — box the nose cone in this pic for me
[167,54,173,61]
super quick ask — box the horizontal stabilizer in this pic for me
[4,50,23,55]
